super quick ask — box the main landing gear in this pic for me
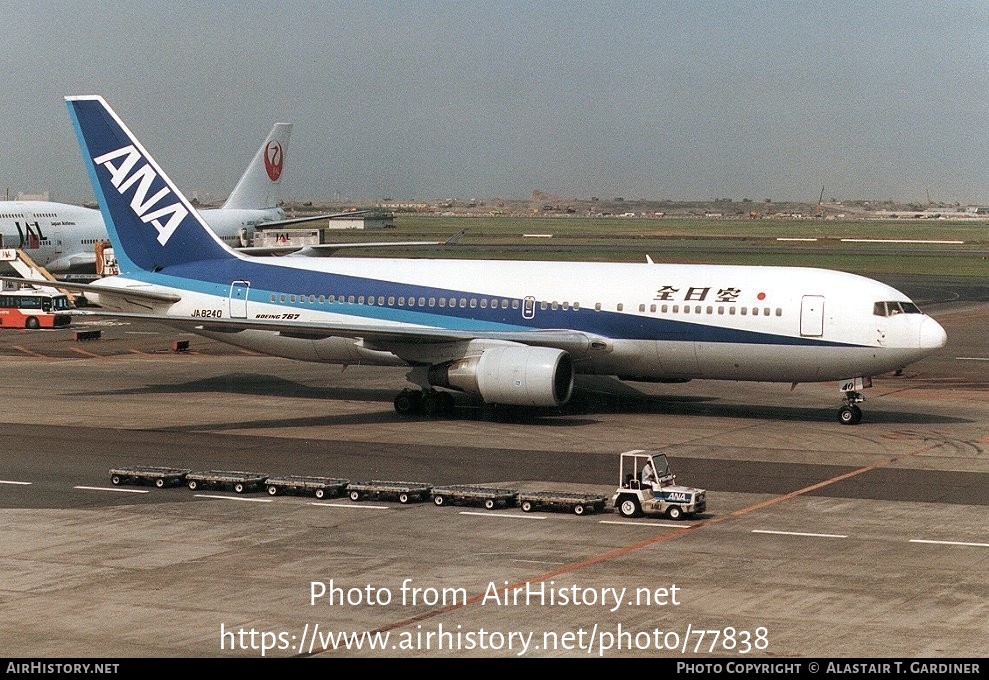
[394,388,455,418]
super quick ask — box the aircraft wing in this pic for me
[253,210,369,229]
[0,276,181,303]
[69,308,605,355]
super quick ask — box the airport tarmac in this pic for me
[0,282,986,658]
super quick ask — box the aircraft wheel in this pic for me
[838,404,862,425]
[421,391,442,418]
[394,390,421,416]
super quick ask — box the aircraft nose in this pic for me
[920,316,947,349]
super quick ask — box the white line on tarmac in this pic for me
[193,494,272,503]
[839,238,965,244]
[0,480,32,486]
[74,485,149,494]
[956,357,989,361]
[599,520,691,528]
[311,502,390,510]
[752,529,847,539]
[459,511,545,520]
[910,539,989,548]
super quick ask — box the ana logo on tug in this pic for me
[93,144,188,246]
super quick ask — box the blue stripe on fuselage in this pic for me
[147,257,858,347]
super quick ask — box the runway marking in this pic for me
[300,438,947,657]
[70,347,103,358]
[459,511,544,520]
[956,357,989,361]
[311,502,390,510]
[74,485,149,494]
[193,494,272,503]
[839,238,965,244]
[752,530,847,539]
[0,479,32,486]
[600,520,689,528]
[777,237,818,241]
[909,539,989,548]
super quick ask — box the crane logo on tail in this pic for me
[264,141,284,182]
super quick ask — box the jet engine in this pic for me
[427,345,574,407]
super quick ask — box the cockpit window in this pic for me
[873,301,922,317]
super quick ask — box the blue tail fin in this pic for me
[66,95,235,274]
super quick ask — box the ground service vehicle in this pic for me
[264,475,350,499]
[0,286,72,329]
[431,485,519,510]
[519,490,608,515]
[611,450,706,520]
[347,480,433,504]
[186,470,269,494]
[109,466,191,488]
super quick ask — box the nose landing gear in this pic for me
[837,377,870,425]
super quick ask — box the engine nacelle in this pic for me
[428,345,574,407]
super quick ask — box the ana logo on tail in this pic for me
[264,140,284,181]
[92,144,188,246]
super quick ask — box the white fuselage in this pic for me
[89,256,946,384]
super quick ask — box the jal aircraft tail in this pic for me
[221,123,292,210]
[66,95,237,274]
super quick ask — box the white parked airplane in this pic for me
[44,95,950,424]
[0,122,358,277]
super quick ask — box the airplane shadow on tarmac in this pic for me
[67,371,971,431]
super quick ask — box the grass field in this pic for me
[327,215,989,278]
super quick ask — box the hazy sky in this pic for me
[4,1,989,205]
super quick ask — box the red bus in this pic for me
[0,289,73,329]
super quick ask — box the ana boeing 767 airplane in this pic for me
[39,95,949,424]
[0,121,359,277]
